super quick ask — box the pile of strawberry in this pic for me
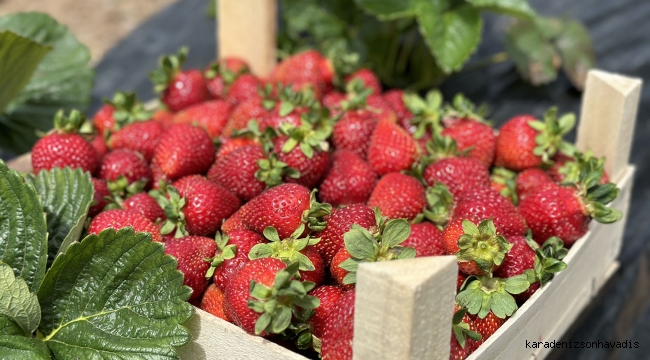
[29,47,622,360]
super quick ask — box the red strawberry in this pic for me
[494,236,534,279]
[32,110,98,175]
[88,133,108,162]
[164,235,217,301]
[216,137,259,159]
[204,57,251,100]
[150,47,211,112]
[92,104,115,137]
[270,50,331,99]
[168,175,241,237]
[424,157,491,198]
[221,208,252,234]
[366,94,398,123]
[321,290,355,360]
[207,145,266,201]
[457,272,467,292]
[108,120,164,162]
[122,193,165,223]
[313,204,376,265]
[383,89,414,130]
[319,150,378,207]
[345,68,381,94]
[442,119,496,168]
[367,120,420,175]
[258,107,302,132]
[309,286,345,338]
[222,97,269,137]
[322,91,346,116]
[272,126,330,189]
[209,230,265,291]
[300,246,326,286]
[367,172,426,221]
[88,209,162,242]
[331,110,377,159]
[515,168,554,202]
[200,283,230,322]
[240,183,330,239]
[152,109,175,129]
[330,247,353,290]
[89,178,110,217]
[172,100,232,138]
[151,123,216,181]
[402,222,445,257]
[98,149,152,186]
[468,312,506,343]
[450,306,481,360]
[226,74,264,105]
[452,187,528,237]
[92,92,152,136]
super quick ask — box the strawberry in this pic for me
[493,236,535,280]
[319,150,378,207]
[150,47,211,112]
[98,149,152,187]
[89,178,110,217]
[207,230,265,291]
[494,108,576,171]
[330,248,354,291]
[223,97,269,137]
[321,290,355,360]
[164,235,217,301]
[367,172,426,221]
[200,283,230,322]
[548,151,610,185]
[403,90,444,141]
[457,272,467,293]
[270,50,332,99]
[87,133,108,162]
[151,123,216,181]
[452,187,528,237]
[442,219,512,276]
[345,68,381,94]
[365,94,398,123]
[92,92,152,136]
[322,91,346,116]
[456,273,531,322]
[309,286,345,338]
[515,168,553,202]
[240,183,331,239]
[450,306,482,360]
[314,204,376,266]
[258,107,302,133]
[402,221,445,257]
[490,167,518,205]
[204,57,251,100]
[331,110,377,159]
[467,311,505,343]
[424,157,491,199]
[216,137,259,159]
[88,208,162,242]
[108,120,164,162]
[172,100,232,138]
[152,108,175,129]
[122,192,165,223]
[221,208,252,234]
[159,175,240,237]
[383,89,414,130]
[32,110,99,175]
[442,119,496,168]
[226,74,264,105]
[368,120,420,175]
[514,237,568,304]
[224,260,319,336]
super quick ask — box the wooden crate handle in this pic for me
[217,0,277,77]
[576,70,642,182]
[353,256,458,360]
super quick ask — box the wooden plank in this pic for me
[6,152,31,173]
[576,70,642,182]
[217,0,277,77]
[353,256,458,360]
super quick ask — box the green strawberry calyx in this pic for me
[231,119,276,152]
[490,167,519,205]
[277,85,319,115]
[456,219,513,276]
[150,46,188,93]
[106,176,148,201]
[422,133,472,166]
[248,225,320,271]
[248,262,320,336]
[301,190,332,232]
[442,93,489,126]
[528,107,577,164]
[456,273,531,319]
[150,184,188,238]
[255,152,301,188]
[104,92,152,130]
[53,109,86,134]
[452,307,482,349]
[339,78,373,111]
[525,234,568,287]
[404,89,444,140]
[205,232,237,278]
[278,116,332,159]
[338,208,416,285]
[415,182,454,229]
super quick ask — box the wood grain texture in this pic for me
[217,0,277,77]
[577,70,642,183]
[353,256,458,360]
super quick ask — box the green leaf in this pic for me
[38,228,194,359]
[355,0,418,20]
[248,244,274,260]
[271,306,292,334]
[0,12,93,154]
[503,274,531,294]
[0,161,48,293]
[343,225,377,260]
[465,0,535,19]
[0,315,23,336]
[0,263,41,336]
[555,18,596,90]
[263,227,282,242]
[0,335,51,360]
[0,31,51,113]
[418,3,482,73]
[26,167,93,266]
[381,219,411,248]
[504,18,561,86]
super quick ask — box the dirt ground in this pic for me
[0,0,177,64]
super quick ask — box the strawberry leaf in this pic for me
[354,0,417,21]
[457,275,528,319]
[465,0,535,19]
[0,335,50,359]
[343,225,378,260]
[37,228,193,358]
[0,263,41,336]
[0,160,47,293]
[381,219,411,248]
[26,167,93,267]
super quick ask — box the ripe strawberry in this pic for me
[319,150,377,207]
[270,50,332,99]
[208,145,266,201]
[322,91,346,116]
[402,222,445,257]
[166,175,241,237]
[221,208,252,234]
[365,94,398,123]
[89,178,110,217]
[321,290,355,360]
[222,97,269,137]
[200,284,230,322]
[32,110,99,175]
[330,247,353,291]
[313,204,376,265]
[108,120,164,162]
[92,92,152,136]
[226,74,264,105]
[216,137,259,159]
[258,107,302,132]
[171,100,231,139]
[468,312,505,343]
[122,193,165,223]
[240,183,331,239]
[150,47,211,112]
[299,246,326,286]
[452,187,528,237]
[204,57,251,100]
[457,272,468,292]
[152,109,175,129]
[442,119,496,168]
[424,157,491,198]
[450,306,482,360]
[442,218,511,276]
[164,235,217,301]
[331,110,377,159]
[151,123,216,181]
[272,124,330,188]
[515,168,554,202]
[206,231,266,291]
[493,236,534,279]
[494,108,575,171]
[367,172,426,221]
[98,149,152,186]
[345,68,381,94]
[367,120,420,175]
[87,133,108,162]
[383,89,414,130]
[309,286,345,338]
[88,209,162,242]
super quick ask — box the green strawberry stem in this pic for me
[528,107,577,164]
[419,182,454,228]
[248,225,320,271]
[490,167,519,205]
[339,78,373,110]
[53,109,86,134]
[150,184,188,238]
[456,219,512,276]
[150,47,188,93]
[301,190,332,232]
[452,307,482,349]
[404,89,443,139]
[205,232,237,278]
[255,153,300,188]
[105,92,152,127]
[525,235,568,287]
[442,93,489,125]
[456,273,531,319]
[278,115,332,159]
